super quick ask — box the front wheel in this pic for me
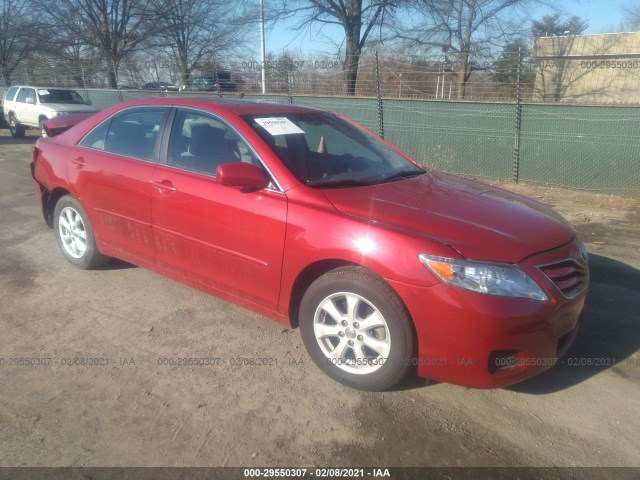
[299,268,415,391]
[53,195,110,269]
[9,113,25,138]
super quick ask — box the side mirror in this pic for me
[25,97,35,104]
[216,162,269,190]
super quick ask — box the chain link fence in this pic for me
[2,36,640,196]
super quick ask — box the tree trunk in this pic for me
[1,64,12,87]
[179,46,190,87]
[455,0,475,99]
[73,75,84,88]
[344,19,362,96]
[179,64,190,88]
[107,53,119,89]
[456,51,470,99]
[108,70,117,89]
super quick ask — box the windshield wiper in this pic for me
[379,169,426,183]
[307,178,378,188]
[308,169,426,188]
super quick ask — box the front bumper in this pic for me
[389,240,589,388]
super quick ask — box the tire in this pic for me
[53,195,110,269]
[299,267,415,391]
[39,117,48,138]
[8,113,25,138]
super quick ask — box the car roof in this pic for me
[112,97,325,115]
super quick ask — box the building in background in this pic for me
[533,32,640,103]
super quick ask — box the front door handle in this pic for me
[71,157,86,167]
[152,180,177,192]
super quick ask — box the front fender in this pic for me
[277,187,460,317]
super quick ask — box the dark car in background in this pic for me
[117,84,143,90]
[141,82,179,92]
[180,72,236,93]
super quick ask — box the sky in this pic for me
[259,0,632,58]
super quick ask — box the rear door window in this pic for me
[103,107,169,160]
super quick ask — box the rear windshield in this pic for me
[38,89,86,104]
[242,112,424,187]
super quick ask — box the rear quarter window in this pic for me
[79,119,110,150]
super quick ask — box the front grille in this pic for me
[539,259,587,298]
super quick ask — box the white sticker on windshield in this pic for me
[38,89,50,95]
[255,117,304,136]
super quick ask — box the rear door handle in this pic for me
[152,180,177,192]
[71,157,86,167]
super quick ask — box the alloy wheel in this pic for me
[58,206,87,259]
[313,292,391,374]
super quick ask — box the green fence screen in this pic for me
[2,87,639,197]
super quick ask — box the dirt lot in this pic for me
[1,129,639,471]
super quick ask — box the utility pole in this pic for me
[260,0,267,94]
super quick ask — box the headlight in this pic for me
[55,111,69,117]
[418,254,548,301]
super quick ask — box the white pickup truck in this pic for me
[2,86,96,137]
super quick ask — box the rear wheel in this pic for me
[53,195,110,269]
[9,113,25,138]
[299,268,415,391]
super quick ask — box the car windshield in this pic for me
[38,89,86,104]
[243,112,424,187]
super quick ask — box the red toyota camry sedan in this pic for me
[31,98,588,391]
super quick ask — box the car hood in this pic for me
[42,103,95,113]
[321,171,574,263]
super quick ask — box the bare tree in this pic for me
[34,15,105,88]
[157,0,252,87]
[273,0,404,96]
[531,14,588,37]
[36,0,165,88]
[621,3,640,30]
[396,0,557,98]
[0,0,41,85]
[491,38,536,97]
